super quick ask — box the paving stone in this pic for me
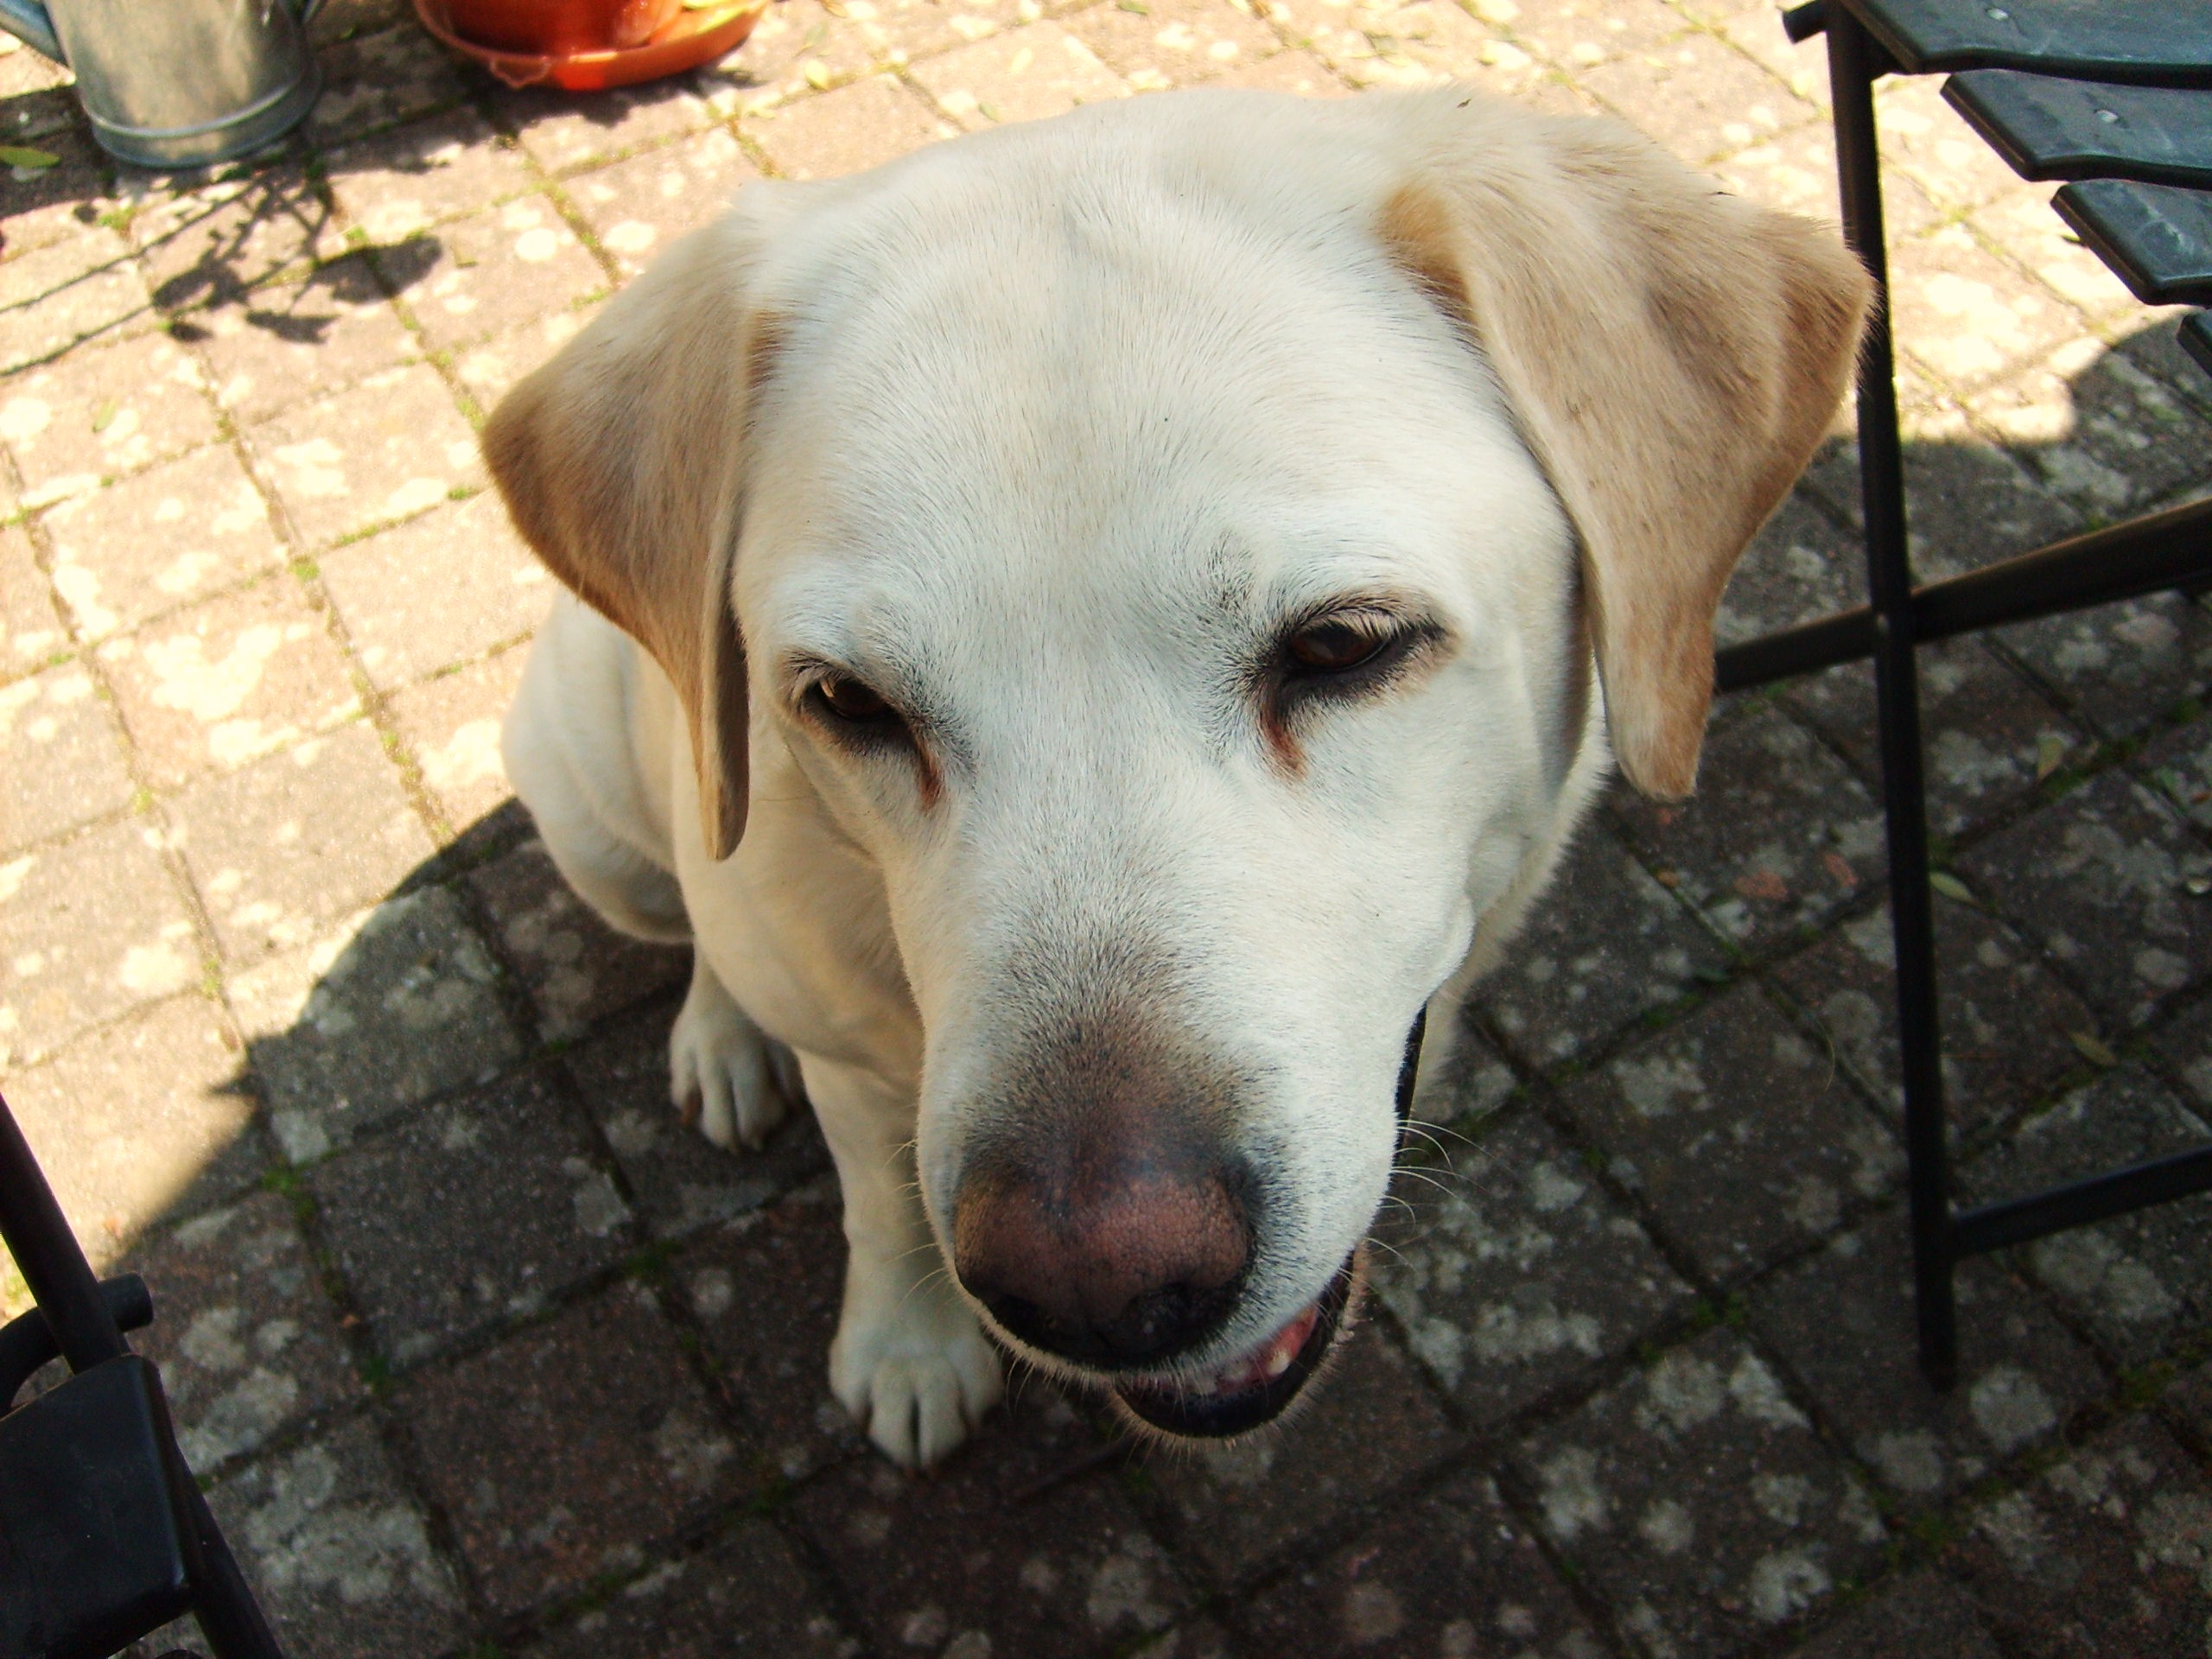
[313,1070,631,1363]
[1141,1318,1464,1578]
[1242,1467,1604,1659]
[2141,711,2212,842]
[1891,224,2088,396]
[1512,1327,1888,1659]
[1560,984,1901,1283]
[1802,420,2083,586]
[184,253,423,426]
[0,659,133,851]
[725,0,911,105]
[909,22,1129,130]
[4,993,264,1267]
[1774,896,2100,1143]
[1070,0,1282,92]
[682,1180,866,1480]
[389,200,607,353]
[1420,1013,1522,1128]
[1947,1414,2212,1659]
[1788,1572,2003,1659]
[2152,994,2212,1118]
[524,1518,858,1659]
[131,167,341,312]
[1872,74,2033,220]
[1713,492,1860,652]
[41,443,284,639]
[493,73,726,176]
[319,490,550,690]
[468,836,690,1040]
[2164,1356,2212,1452]
[0,816,200,1065]
[304,22,472,148]
[1748,1212,2105,1509]
[1372,1109,1695,1431]
[1579,27,1814,167]
[1128,1620,1236,1659]
[1477,0,1683,71]
[1960,1066,2212,1368]
[793,1388,1184,1658]
[0,327,218,497]
[565,127,760,280]
[748,73,951,180]
[2002,592,2212,740]
[450,302,596,409]
[1784,641,2082,842]
[385,641,528,830]
[0,119,115,257]
[326,109,537,243]
[399,1281,752,1616]
[1713,113,1850,227]
[170,721,435,964]
[1306,0,1516,93]
[0,228,154,372]
[1961,769,2212,1030]
[119,1188,361,1471]
[1611,703,1886,955]
[99,575,361,788]
[1473,823,1726,1069]
[230,883,522,1162]
[1972,182,2141,326]
[0,524,66,676]
[569,997,829,1242]
[1206,47,1351,96]
[250,361,483,548]
[207,1414,467,1659]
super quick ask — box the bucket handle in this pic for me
[0,0,328,66]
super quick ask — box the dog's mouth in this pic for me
[1110,1251,1358,1438]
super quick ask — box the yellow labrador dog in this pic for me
[488,86,1866,1469]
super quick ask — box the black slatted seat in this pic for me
[1723,0,2212,1386]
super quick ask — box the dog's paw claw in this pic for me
[668,976,792,1151]
[830,1289,1003,1469]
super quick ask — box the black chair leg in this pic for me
[1827,9,1961,1389]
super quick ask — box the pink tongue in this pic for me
[1211,1301,1321,1394]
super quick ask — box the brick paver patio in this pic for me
[4,1,2211,1655]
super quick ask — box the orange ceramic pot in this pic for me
[440,0,681,55]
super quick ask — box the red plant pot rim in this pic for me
[413,0,768,91]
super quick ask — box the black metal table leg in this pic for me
[0,1090,287,1659]
[1828,9,1961,1390]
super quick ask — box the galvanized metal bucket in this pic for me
[0,0,328,169]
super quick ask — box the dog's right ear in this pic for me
[484,193,798,860]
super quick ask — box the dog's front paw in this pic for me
[669,965,797,1151]
[830,1270,1004,1469]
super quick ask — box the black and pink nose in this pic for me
[951,1129,1252,1369]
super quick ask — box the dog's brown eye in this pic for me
[813,674,894,723]
[1287,618,1391,675]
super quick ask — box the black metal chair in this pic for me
[0,1089,285,1659]
[1714,0,2212,1387]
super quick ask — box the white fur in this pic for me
[497,89,1846,1467]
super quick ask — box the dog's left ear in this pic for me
[1372,91,1870,799]
[484,189,803,859]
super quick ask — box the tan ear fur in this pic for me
[1376,91,1870,798]
[484,211,783,859]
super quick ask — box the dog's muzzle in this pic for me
[957,1010,1428,1438]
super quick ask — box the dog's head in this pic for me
[486,88,1866,1438]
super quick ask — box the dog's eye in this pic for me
[810,674,897,725]
[1286,617,1393,676]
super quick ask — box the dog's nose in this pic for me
[952,1147,1250,1368]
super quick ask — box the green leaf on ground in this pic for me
[0,145,59,170]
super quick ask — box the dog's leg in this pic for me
[804,1052,1003,1469]
[669,954,799,1151]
